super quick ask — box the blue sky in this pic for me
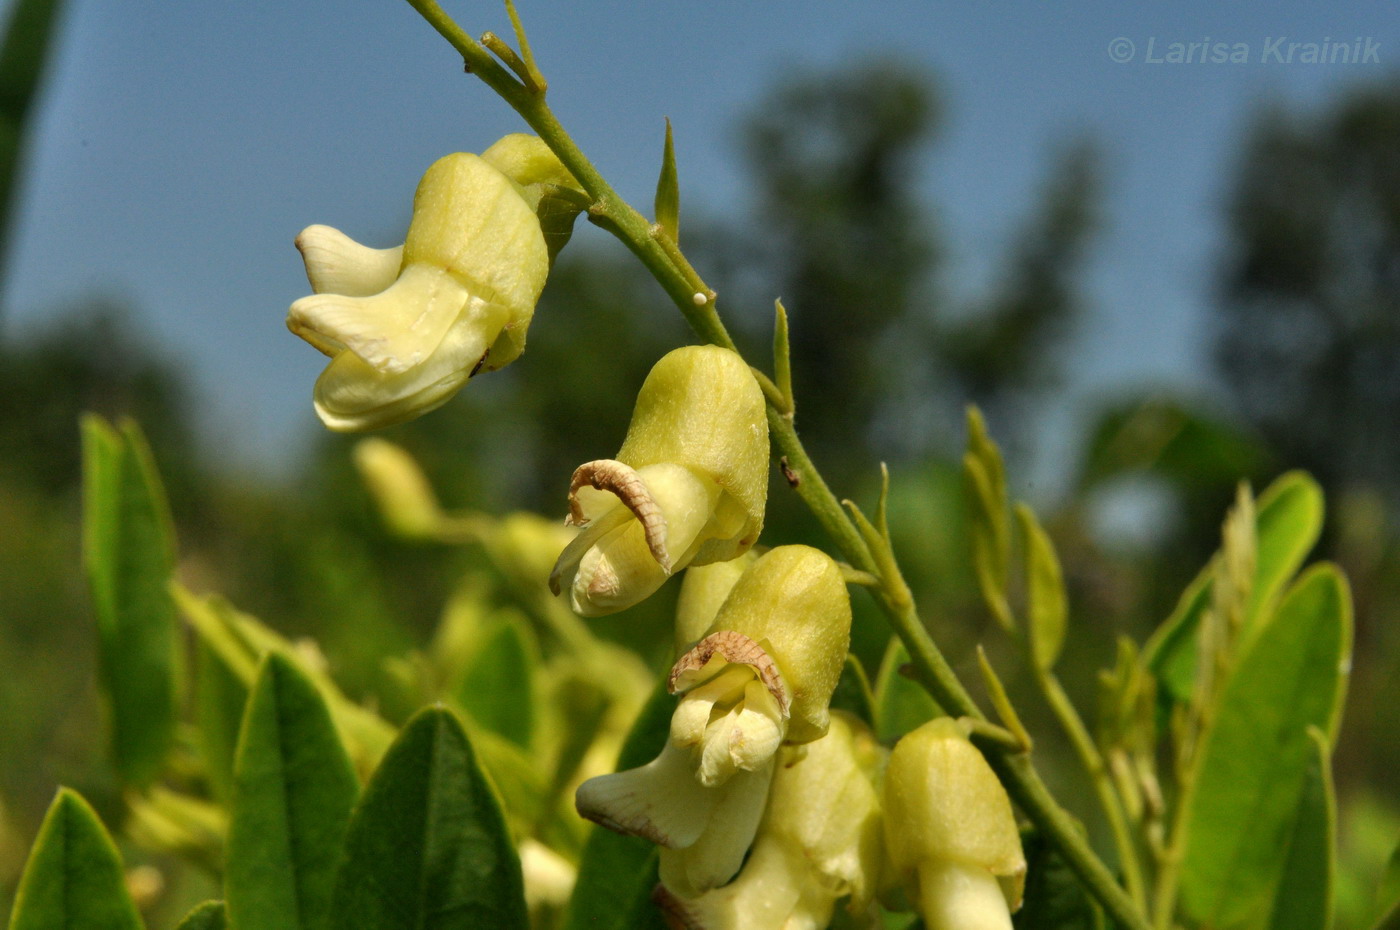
[2,0,1395,475]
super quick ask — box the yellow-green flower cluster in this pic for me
[575,545,852,896]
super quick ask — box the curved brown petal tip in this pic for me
[567,459,671,573]
[651,883,700,930]
[669,630,790,716]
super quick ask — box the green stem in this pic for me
[403,5,1151,929]
[1036,668,1148,911]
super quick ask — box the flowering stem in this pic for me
[1035,666,1149,910]
[403,4,1152,929]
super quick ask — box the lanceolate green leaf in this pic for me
[174,901,227,930]
[653,117,680,242]
[1266,727,1336,930]
[327,706,528,930]
[873,637,941,742]
[1248,471,1325,629]
[8,789,143,930]
[1016,503,1068,671]
[1013,830,1096,930]
[829,653,877,729]
[1179,564,1352,928]
[196,639,249,803]
[1145,470,1325,706]
[455,615,537,750]
[81,415,180,788]
[173,584,396,779]
[226,653,360,930]
[565,682,673,930]
[1373,835,1400,930]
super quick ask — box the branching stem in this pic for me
[402,4,1152,929]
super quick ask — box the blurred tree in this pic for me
[0,305,198,500]
[1214,83,1400,798]
[941,138,1100,430]
[739,60,938,474]
[1215,84,1400,506]
[735,61,1100,476]
[0,0,68,296]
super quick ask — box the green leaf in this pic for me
[1013,830,1096,930]
[873,637,941,742]
[565,682,674,930]
[829,653,877,729]
[8,788,143,930]
[1266,727,1336,930]
[1373,834,1400,930]
[82,415,180,788]
[327,706,527,930]
[1245,471,1325,636]
[174,585,396,778]
[1145,471,1324,706]
[226,653,360,930]
[196,639,248,803]
[174,901,227,930]
[455,615,537,750]
[1015,503,1068,671]
[963,408,1013,630]
[1179,564,1352,928]
[654,117,680,241]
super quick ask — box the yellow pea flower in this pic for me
[654,713,885,924]
[550,345,768,616]
[287,135,581,431]
[883,718,1026,930]
[575,546,851,895]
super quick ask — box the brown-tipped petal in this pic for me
[568,459,671,573]
[670,631,790,717]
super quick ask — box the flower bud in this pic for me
[883,718,1026,930]
[674,545,851,746]
[654,713,885,924]
[575,546,851,896]
[673,551,758,655]
[550,346,767,616]
[287,137,581,432]
[481,133,583,210]
[352,438,443,538]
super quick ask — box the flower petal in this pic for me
[574,742,720,849]
[657,758,775,897]
[288,265,487,375]
[295,225,403,297]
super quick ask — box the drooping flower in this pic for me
[882,718,1026,930]
[550,345,768,616]
[287,135,583,431]
[575,546,851,895]
[653,712,886,927]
